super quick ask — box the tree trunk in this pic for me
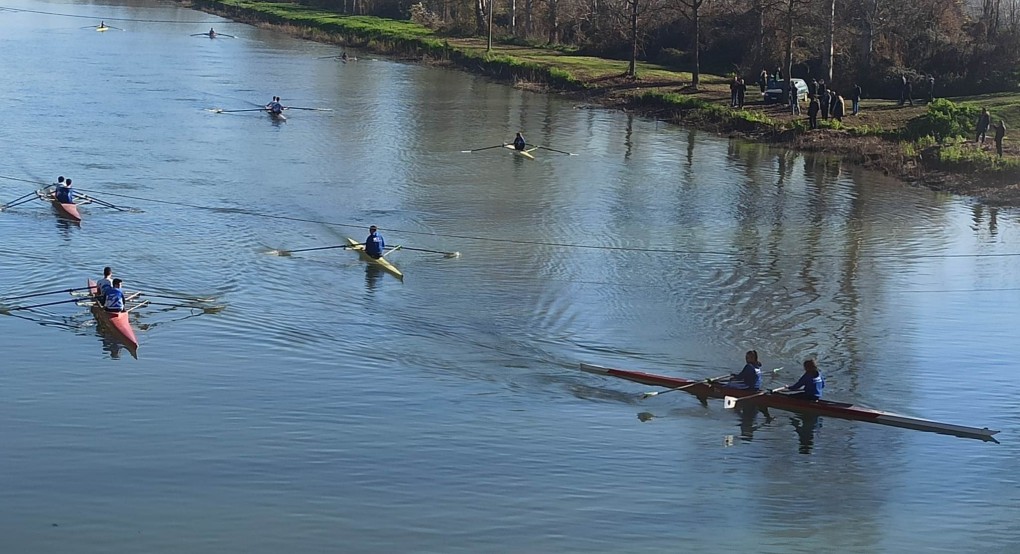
[691,2,701,89]
[784,0,794,102]
[511,0,517,36]
[525,0,533,36]
[476,0,487,36]
[548,0,559,43]
[822,0,835,82]
[628,0,638,77]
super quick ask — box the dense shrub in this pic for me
[904,98,982,142]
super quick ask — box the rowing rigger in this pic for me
[578,363,1000,443]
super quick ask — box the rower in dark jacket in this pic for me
[512,132,527,151]
[364,225,385,259]
[728,350,763,390]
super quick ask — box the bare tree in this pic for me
[676,0,707,89]
[822,0,836,81]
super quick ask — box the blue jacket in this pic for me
[789,372,825,399]
[104,287,125,312]
[364,232,384,258]
[513,135,526,150]
[55,186,74,204]
[731,363,762,390]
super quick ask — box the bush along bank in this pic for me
[185,0,1020,204]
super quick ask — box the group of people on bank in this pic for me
[726,350,825,401]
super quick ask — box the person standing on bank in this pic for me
[993,120,1007,157]
[852,83,862,115]
[807,94,820,130]
[976,108,991,143]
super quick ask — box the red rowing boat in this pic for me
[579,363,999,442]
[88,279,138,354]
[40,190,82,222]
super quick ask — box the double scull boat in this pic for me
[578,363,1000,442]
[39,190,82,223]
[87,279,140,354]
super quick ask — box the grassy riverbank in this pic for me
[187,0,1020,204]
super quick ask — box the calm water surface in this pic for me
[1,1,1019,552]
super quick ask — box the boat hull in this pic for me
[267,110,287,122]
[88,280,139,353]
[346,237,403,279]
[505,144,536,159]
[52,199,82,222]
[578,363,999,442]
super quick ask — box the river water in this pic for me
[1,1,1018,552]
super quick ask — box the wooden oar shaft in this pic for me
[6,297,88,310]
[643,374,730,398]
[282,243,354,254]
[1,286,90,301]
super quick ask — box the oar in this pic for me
[140,292,217,303]
[284,107,333,111]
[461,144,507,153]
[641,374,731,399]
[207,108,267,113]
[143,301,224,314]
[724,385,789,409]
[267,243,354,256]
[78,194,128,212]
[536,145,576,156]
[0,286,91,301]
[0,192,43,211]
[390,245,460,258]
[2,297,89,311]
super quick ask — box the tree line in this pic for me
[311,0,1020,96]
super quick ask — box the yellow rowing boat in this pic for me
[504,144,537,159]
[346,238,403,280]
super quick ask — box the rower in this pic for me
[341,52,348,61]
[208,28,216,37]
[54,178,75,204]
[512,132,527,151]
[364,225,385,259]
[786,359,825,401]
[99,21,106,29]
[97,266,114,303]
[726,350,763,390]
[266,96,284,115]
[103,278,126,313]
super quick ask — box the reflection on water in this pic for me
[790,413,823,454]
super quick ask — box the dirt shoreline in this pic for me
[186,1,1020,207]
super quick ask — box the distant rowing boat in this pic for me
[505,144,536,159]
[346,237,403,280]
[578,362,1000,442]
[267,109,287,122]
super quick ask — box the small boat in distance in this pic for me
[578,363,1000,443]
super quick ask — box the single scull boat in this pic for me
[346,237,403,280]
[578,363,1000,442]
[504,144,537,159]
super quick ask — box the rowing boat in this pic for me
[39,190,82,222]
[346,237,403,280]
[267,110,287,122]
[504,144,536,159]
[88,279,139,354]
[578,362,1000,442]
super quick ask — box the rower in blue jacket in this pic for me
[512,132,527,151]
[727,350,763,390]
[103,278,126,312]
[364,225,384,259]
[787,359,825,400]
[54,178,75,204]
